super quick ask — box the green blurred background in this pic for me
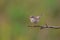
[0,0,60,40]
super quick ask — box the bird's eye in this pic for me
[30,16,34,18]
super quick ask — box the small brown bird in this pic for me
[29,16,40,25]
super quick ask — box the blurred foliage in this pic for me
[0,0,60,40]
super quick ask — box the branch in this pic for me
[28,24,60,29]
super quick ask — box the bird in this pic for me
[29,16,40,26]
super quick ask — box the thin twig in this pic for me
[28,24,60,29]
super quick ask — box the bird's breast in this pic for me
[30,18,35,22]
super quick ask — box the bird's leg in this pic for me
[30,23,34,27]
[34,23,38,27]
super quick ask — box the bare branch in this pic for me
[28,24,60,29]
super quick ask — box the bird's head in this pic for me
[30,16,35,18]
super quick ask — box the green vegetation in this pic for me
[0,0,60,40]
